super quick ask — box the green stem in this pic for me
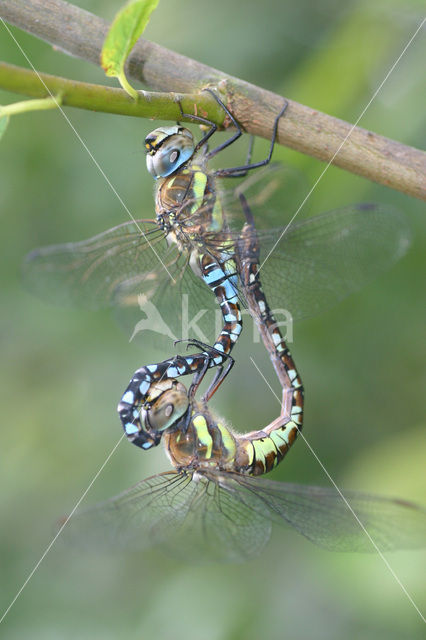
[0,62,225,123]
[0,93,62,116]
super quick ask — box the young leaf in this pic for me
[101,0,160,99]
[0,113,9,140]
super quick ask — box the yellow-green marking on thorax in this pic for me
[216,422,237,461]
[190,171,208,215]
[188,168,223,231]
[193,414,213,459]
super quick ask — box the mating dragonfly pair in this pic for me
[25,91,425,562]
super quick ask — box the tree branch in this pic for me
[0,63,225,122]
[0,0,425,200]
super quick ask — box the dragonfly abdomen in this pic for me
[199,253,242,355]
[236,216,305,474]
[237,421,300,476]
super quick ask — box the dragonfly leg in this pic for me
[175,338,235,402]
[182,86,282,177]
[227,135,255,178]
[177,99,218,152]
[213,100,288,178]
[216,136,256,180]
[201,88,244,158]
[200,353,234,403]
[179,89,249,158]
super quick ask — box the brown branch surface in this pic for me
[0,0,425,200]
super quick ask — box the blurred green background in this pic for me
[0,0,425,637]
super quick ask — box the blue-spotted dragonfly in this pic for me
[59,210,424,563]
[24,92,411,448]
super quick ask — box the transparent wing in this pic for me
[177,201,411,326]
[111,249,239,346]
[214,166,411,320]
[21,164,296,313]
[23,220,225,343]
[23,169,411,335]
[61,472,194,552]
[60,471,271,563]
[157,473,272,563]
[23,221,170,310]
[223,473,426,552]
[219,162,311,229]
[60,470,425,562]
[233,203,411,321]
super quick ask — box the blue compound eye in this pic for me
[145,127,195,178]
[169,149,180,164]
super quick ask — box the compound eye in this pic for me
[146,130,195,178]
[169,149,180,165]
[164,404,174,418]
[146,144,181,178]
[141,383,190,432]
[145,132,156,147]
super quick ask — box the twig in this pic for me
[0,0,425,200]
[0,62,224,122]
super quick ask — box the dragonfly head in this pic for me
[140,379,190,433]
[145,126,195,178]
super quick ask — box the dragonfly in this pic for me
[60,211,424,563]
[23,91,412,449]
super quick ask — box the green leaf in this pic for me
[0,113,9,140]
[101,0,160,99]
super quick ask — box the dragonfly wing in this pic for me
[227,474,426,552]
[23,220,173,310]
[155,472,272,563]
[60,472,195,553]
[219,162,311,230]
[60,471,271,563]
[23,218,226,345]
[251,204,411,321]
[114,249,234,347]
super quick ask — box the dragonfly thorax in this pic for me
[154,165,225,254]
[163,408,239,472]
[138,378,240,471]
